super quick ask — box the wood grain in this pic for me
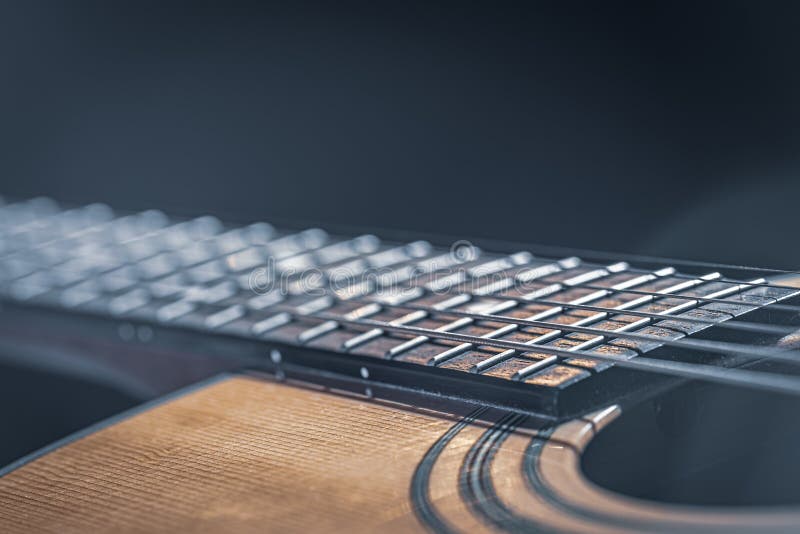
[0,375,468,534]
[5,374,795,533]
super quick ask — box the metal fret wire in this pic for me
[263,252,800,394]
[443,296,795,336]
[624,266,800,291]
[1,197,800,296]
[288,254,799,358]
[310,314,800,396]
[1,222,796,345]
[331,299,800,366]
[4,198,800,395]
[373,297,798,339]
[276,251,800,393]
[345,264,737,354]
[7,248,798,337]
[278,257,800,378]
[330,316,800,395]
[352,260,798,337]
[1,207,792,346]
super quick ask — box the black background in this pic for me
[1,1,800,266]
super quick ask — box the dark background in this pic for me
[1,1,800,267]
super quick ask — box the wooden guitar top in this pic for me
[3,374,800,533]
[0,375,491,533]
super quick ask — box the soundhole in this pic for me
[582,380,800,506]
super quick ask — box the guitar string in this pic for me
[324,299,800,366]
[367,297,797,339]
[308,312,800,396]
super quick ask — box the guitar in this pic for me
[1,197,800,533]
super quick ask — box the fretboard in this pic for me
[1,198,798,417]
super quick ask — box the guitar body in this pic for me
[3,369,800,533]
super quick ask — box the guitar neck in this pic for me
[1,197,798,418]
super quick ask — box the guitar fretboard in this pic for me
[1,198,798,416]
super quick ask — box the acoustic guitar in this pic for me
[1,197,800,533]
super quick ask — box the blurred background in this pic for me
[1,1,800,268]
[1,0,800,474]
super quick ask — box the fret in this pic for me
[322,291,474,355]
[214,227,256,256]
[3,204,113,252]
[297,302,382,344]
[246,291,285,310]
[458,261,545,296]
[59,280,102,308]
[388,317,473,358]
[328,244,436,300]
[388,300,516,360]
[393,341,462,365]
[252,312,293,336]
[456,268,725,377]
[148,273,192,299]
[655,307,733,335]
[250,294,340,344]
[109,288,151,316]
[364,240,430,269]
[313,235,378,265]
[437,263,659,373]
[480,355,556,380]
[337,308,424,351]
[560,262,627,286]
[466,252,529,277]
[582,343,639,361]
[156,299,197,323]
[0,198,58,228]
[515,256,577,281]
[223,247,266,273]
[98,268,139,293]
[276,237,386,294]
[584,274,767,357]
[242,221,276,245]
[262,229,327,260]
[7,214,194,293]
[277,257,616,372]
[200,304,247,330]
[438,349,504,372]
[8,272,52,301]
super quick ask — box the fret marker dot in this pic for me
[270,349,282,364]
[118,323,135,341]
[360,367,369,379]
[137,326,153,342]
